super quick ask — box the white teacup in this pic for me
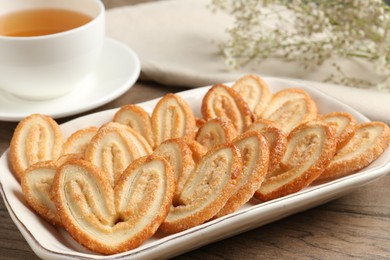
[0,0,105,100]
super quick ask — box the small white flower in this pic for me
[374,56,388,75]
[212,0,390,90]
[376,27,385,37]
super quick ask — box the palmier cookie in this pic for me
[255,121,336,201]
[195,117,237,151]
[246,118,280,130]
[318,121,390,181]
[61,126,98,157]
[20,154,82,226]
[52,156,174,255]
[151,93,196,147]
[100,122,153,155]
[113,104,154,148]
[232,74,271,118]
[195,117,206,131]
[319,112,356,151]
[185,139,208,163]
[160,143,243,234]
[85,123,152,187]
[247,119,288,173]
[21,161,61,226]
[215,131,269,218]
[202,84,254,134]
[261,88,318,133]
[10,114,63,181]
[153,138,195,203]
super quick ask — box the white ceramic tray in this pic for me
[1,77,389,259]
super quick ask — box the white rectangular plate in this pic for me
[1,77,390,259]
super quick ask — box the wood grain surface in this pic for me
[0,1,389,259]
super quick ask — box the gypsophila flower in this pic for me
[211,0,390,90]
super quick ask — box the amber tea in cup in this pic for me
[0,0,105,100]
[0,8,92,37]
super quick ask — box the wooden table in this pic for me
[1,1,389,259]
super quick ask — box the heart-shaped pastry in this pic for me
[160,143,243,234]
[153,138,195,203]
[246,119,288,173]
[113,104,154,148]
[231,74,271,118]
[246,118,280,130]
[85,122,152,187]
[151,93,196,146]
[21,154,81,226]
[202,84,254,134]
[319,112,356,151]
[318,121,390,181]
[52,156,175,255]
[62,126,98,157]
[255,120,336,201]
[215,131,269,218]
[195,117,237,150]
[185,139,208,163]
[21,160,61,226]
[10,114,63,181]
[261,88,318,133]
[195,117,206,131]
[101,122,153,155]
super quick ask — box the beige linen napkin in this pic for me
[106,0,390,124]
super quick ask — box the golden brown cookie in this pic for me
[61,126,98,157]
[21,161,61,226]
[100,122,153,155]
[20,154,82,227]
[255,120,336,201]
[261,88,318,133]
[319,112,356,151]
[151,93,196,146]
[153,138,195,203]
[9,114,63,181]
[160,143,243,234]
[195,117,237,151]
[85,123,151,187]
[215,131,269,218]
[318,121,390,181]
[52,156,175,255]
[195,117,206,131]
[185,139,208,163]
[247,119,288,173]
[232,74,271,118]
[201,84,254,134]
[113,104,154,148]
[246,118,281,131]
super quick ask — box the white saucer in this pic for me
[0,38,141,122]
